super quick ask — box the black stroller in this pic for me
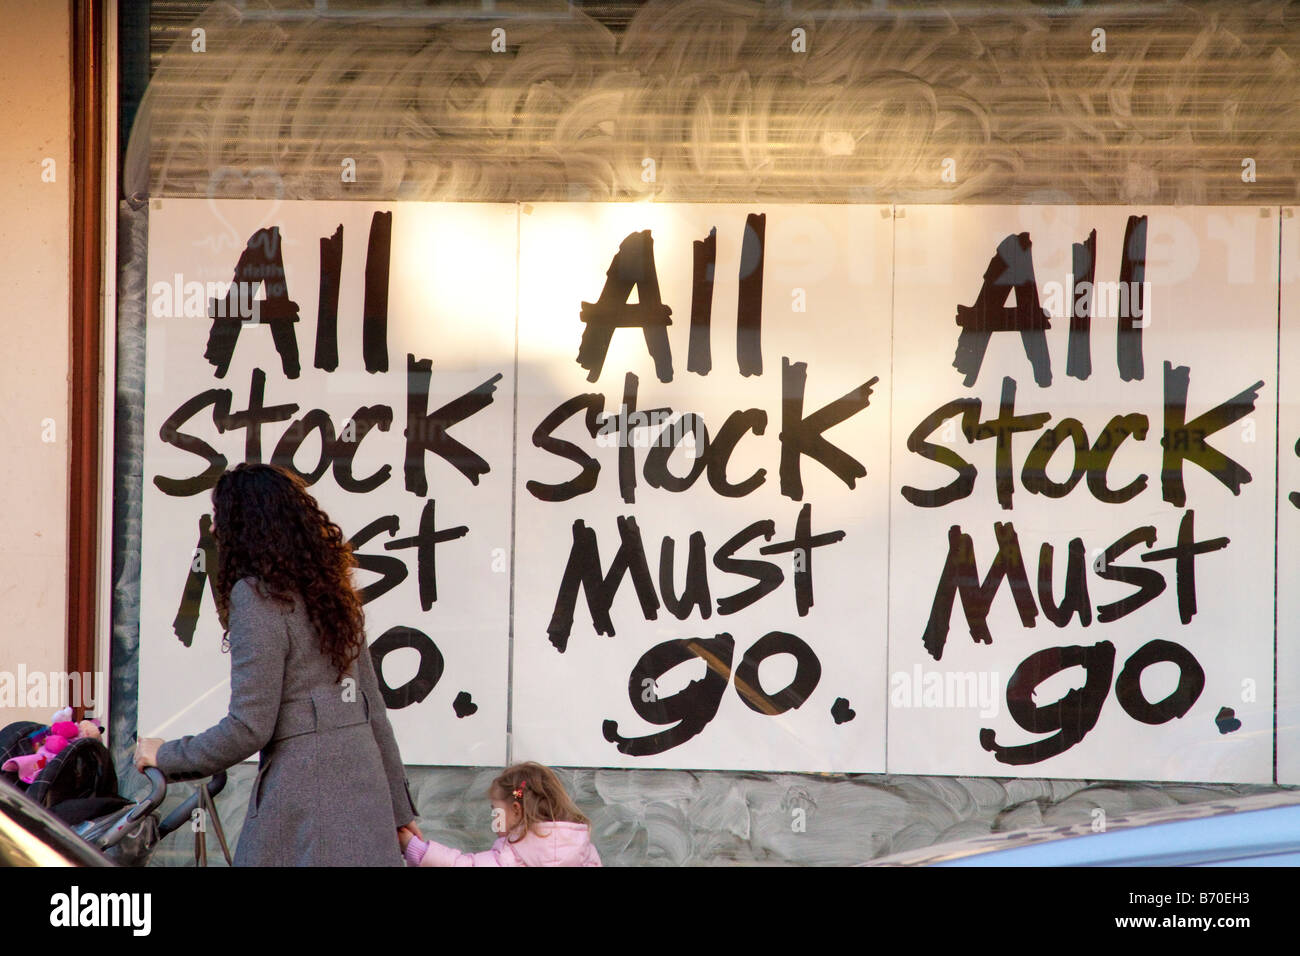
[0,719,229,865]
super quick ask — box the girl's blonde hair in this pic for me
[489,762,589,843]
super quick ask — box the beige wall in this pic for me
[0,1,72,724]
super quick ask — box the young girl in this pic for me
[400,762,601,867]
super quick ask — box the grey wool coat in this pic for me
[155,576,417,866]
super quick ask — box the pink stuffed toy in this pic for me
[2,711,106,785]
[3,752,49,782]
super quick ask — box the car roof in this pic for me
[867,788,1300,866]
[0,778,114,867]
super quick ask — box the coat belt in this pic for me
[270,688,371,742]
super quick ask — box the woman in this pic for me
[134,463,422,866]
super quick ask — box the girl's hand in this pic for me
[134,737,163,772]
[398,822,423,850]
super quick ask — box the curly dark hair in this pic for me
[211,462,364,681]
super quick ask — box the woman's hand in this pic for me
[134,737,164,772]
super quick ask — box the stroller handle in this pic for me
[96,766,169,851]
[128,767,167,821]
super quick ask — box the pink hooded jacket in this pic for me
[404,821,602,867]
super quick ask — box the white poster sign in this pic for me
[887,205,1278,782]
[510,203,893,771]
[140,200,515,765]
